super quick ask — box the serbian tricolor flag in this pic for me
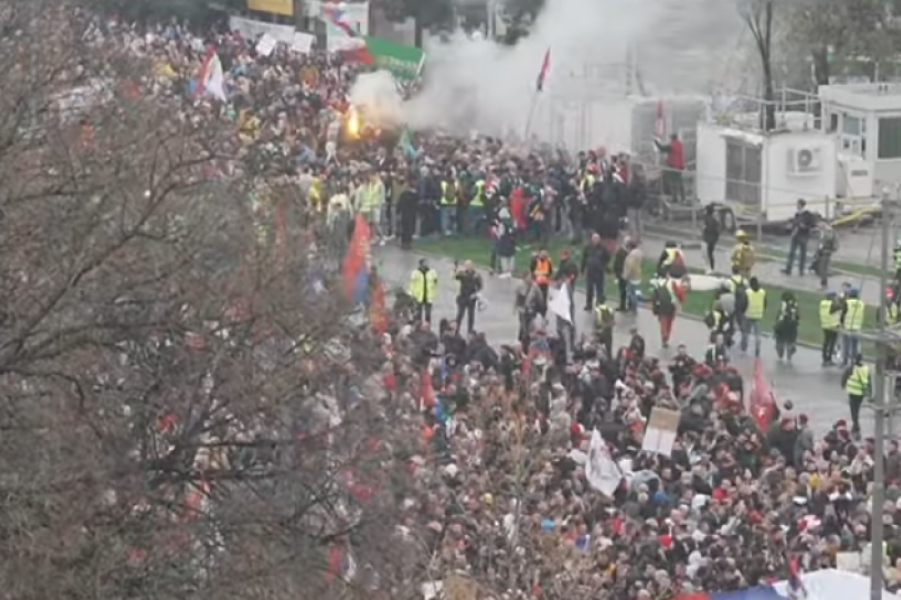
[322,5,357,37]
[536,48,551,91]
[193,47,227,102]
[749,358,776,432]
[342,214,370,305]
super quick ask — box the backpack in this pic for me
[669,252,687,278]
[651,284,673,315]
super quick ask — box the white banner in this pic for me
[229,16,296,44]
[641,407,680,457]
[585,430,621,496]
[548,282,572,324]
[256,33,278,57]
[292,32,315,54]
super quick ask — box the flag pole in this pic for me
[525,48,550,142]
[523,91,540,140]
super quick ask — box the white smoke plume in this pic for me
[351,0,748,141]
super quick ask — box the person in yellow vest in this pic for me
[408,258,439,325]
[469,179,486,234]
[530,249,554,319]
[741,277,766,357]
[237,108,259,144]
[355,168,386,244]
[840,288,865,367]
[593,297,615,358]
[819,290,841,366]
[439,175,457,236]
[730,230,756,278]
[842,353,870,439]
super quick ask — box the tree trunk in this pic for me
[812,46,830,87]
[761,0,776,131]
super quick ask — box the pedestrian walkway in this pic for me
[640,236,883,306]
[375,245,874,438]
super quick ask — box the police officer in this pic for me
[840,287,866,366]
[742,276,766,357]
[819,291,841,366]
[843,353,870,439]
[593,297,615,358]
[408,258,438,324]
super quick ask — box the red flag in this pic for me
[536,48,551,91]
[655,98,666,138]
[369,279,387,334]
[342,214,370,301]
[420,367,435,408]
[749,358,775,431]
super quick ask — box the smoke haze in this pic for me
[351,0,749,140]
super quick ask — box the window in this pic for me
[878,117,901,159]
[843,114,862,136]
[725,138,762,207]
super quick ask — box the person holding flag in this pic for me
[653,132,686,204]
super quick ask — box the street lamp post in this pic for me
[856,191,901,600]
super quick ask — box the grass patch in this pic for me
[754,246,883,278]
[417,237,879,347]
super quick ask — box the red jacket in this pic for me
[667,139,685,170]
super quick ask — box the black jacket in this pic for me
[581,243,609,275]
[455,270,482,299]
[613,246,628,278]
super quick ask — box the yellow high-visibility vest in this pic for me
[745,289,766,320]
[471,180,485,207]
[409,268,438,304]
[820,300,840,330]
[845,364,869,396]
[845,298,865,331]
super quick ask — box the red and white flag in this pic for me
[536,48,551,92]
[655,98,666,138]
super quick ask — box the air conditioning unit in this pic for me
[788,146,823,176]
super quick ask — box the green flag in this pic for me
[363,36,425,83]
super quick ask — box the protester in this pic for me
[98,17,894,600]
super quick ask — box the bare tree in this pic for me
[0,4,417,600]
[740,0,776,131]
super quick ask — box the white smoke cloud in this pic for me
[351,0,748,142]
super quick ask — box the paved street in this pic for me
[639,235,884,306]
[374,245,877,437]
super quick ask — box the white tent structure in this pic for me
[771,569,900,600]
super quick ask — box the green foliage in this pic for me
[787,0,901,83]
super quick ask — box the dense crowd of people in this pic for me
[89,14,900,600]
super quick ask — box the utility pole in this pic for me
[858,190,901,600]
